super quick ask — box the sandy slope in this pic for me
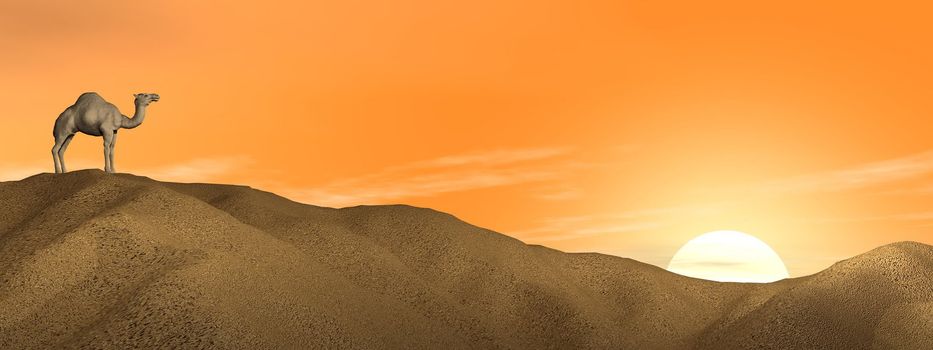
[0,170,929,349]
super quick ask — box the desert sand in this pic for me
[0,170,930,349]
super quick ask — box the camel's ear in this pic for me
[133,94,138,98]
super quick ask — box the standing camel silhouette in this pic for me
[52,92,160,173]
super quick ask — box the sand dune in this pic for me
[0,170,930,349]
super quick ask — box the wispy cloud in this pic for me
[512,205,722,242]
[288,147,578,206]
[414,148,569,168]
[756,150,933,194]
[877,183,933,196]
[882,211,933,221]
[516,218,664,242]
[808,211,933,224]
[136,156,251,183]
[532,187,583,201]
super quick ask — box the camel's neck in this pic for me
[121,103,147,129]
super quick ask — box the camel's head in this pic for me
[134,93,160,106]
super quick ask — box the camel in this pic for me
[52,92,159,173]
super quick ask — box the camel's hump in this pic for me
[75,92,106,103]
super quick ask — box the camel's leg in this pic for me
[102,130,115,173]
[58,134,75,173]
[52,136,65,173]
[108,132,117,173]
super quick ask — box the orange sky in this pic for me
[2,0,932,276]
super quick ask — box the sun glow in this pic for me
[667,230,789,283]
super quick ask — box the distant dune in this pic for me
[0,170,930,349]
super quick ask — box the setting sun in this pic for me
[667,230,790,283]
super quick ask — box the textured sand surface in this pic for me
[0,170,930,349]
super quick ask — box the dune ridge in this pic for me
[0,170,930,349]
